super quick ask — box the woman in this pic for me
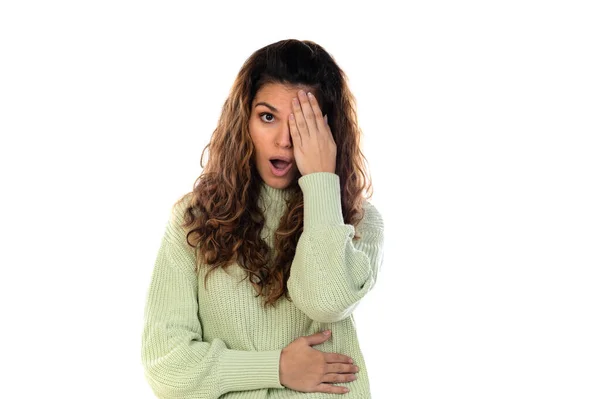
[141,39,385,398]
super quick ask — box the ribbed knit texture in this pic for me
[141,172,385,398]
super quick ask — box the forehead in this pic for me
[253,82,312,104]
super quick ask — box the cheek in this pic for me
[249,124,265,149]
[248,132,264,161]
[248,123,258,147]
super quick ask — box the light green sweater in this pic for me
[141,172,385,398]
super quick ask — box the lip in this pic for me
[269,159,293,177]
[269,155,293,163]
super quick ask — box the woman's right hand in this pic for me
[279,330,359,394]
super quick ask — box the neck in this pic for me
[259,180,296,203]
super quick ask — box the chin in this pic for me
[264,178,292,190]
[258,164,298,190]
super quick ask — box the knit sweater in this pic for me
[141,172,385,399]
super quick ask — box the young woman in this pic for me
[141,39,385,398]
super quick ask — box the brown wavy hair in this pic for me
[177,39,373,307]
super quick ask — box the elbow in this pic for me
[143,369,182,399]
[289,288,363,323]
[143,363,209,399]
[141,324,221,398]
[287,266,376,323]
[143,361,184,399]
[141,346,215,399]
[301,302,359,323]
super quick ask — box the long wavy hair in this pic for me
[177,39,373,307]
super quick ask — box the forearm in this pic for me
[142,325,283,398]
[287,173,384,322]
[142,219,285,398]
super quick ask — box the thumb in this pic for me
[304,330,331,346]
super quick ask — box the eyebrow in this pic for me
[254,102,278,113]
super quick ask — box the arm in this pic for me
[141,200,284,398]
[287,173,385,323]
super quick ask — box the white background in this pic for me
[1,1,598,398]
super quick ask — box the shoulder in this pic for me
[170,192,194,222]
[360,200,384,230]
[353,199,384,239]
[165,192,195,241]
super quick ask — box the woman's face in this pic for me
[249,82,312,189]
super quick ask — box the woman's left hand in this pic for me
[288,90,337,176]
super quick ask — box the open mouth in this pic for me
[269,158,293,176]
[270,159,291,170]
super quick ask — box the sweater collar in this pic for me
[259,180,295,205]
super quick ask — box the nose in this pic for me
[275,123,292,148]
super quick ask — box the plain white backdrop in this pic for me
[1,1,598,398]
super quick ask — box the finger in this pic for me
[315,383,350,395]
[307,91,326,132]
[288,113,302,147]
[292,96,309,139]
[323,353,353,364]
[298,90,319,134]
[323,114,335,142]
[324,363,358,374]
[321,372,357,384]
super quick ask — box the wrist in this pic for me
[298,172,344,226]
[279,348,287,387]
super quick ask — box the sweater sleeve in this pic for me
[287,172,385,323]
[141,198,284,398]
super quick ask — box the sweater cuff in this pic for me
[220,349,284,391]
[298,172,345,227]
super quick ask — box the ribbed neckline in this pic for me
[259,180,295,205]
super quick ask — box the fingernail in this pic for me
[323,330,330,335]
[324,114,328,123]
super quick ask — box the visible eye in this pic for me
[259,112,275,123]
